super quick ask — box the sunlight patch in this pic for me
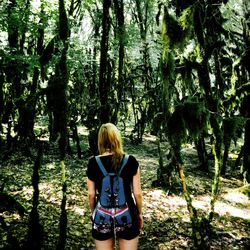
[193,195,210,210]
[77,126,89,136]
[46,163,56,170]
[143,133,157,142]
[166,196,186,207]
[71,206,85,216]
[215,201,250,219]
[222,191,249,205]
[20,186,33,200]
[39,183,61,205]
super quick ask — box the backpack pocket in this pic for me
[92,203,113,233]
[92,202,132,233]
[114,204,132,232]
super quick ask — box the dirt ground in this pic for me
[1,131,250,249]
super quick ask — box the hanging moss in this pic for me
[167,104,186,149]
[182,58,195,93]
[162,7,184,48]
[236,82,250,97]
[223,82,250,111]
[167,96,209,150]
[193,5,204,47]
[178,7,193,41]
[59,0,69,41]
[161,51,175,81]
[235,184,250,198]
[152,112,165,134]
[223,116,246,146]
[39,39,54,66]
[174,0,197,15]
[182,96,209,139]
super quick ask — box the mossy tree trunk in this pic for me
[172,147,208,249]
[193,1,225,222]
[5,0,20,151]
[99,0,112,124]
[26,142,43,249]
[195,134,209,172]
[16,3,45,155]
[7,0,37,152]
[196,61,224,220]
[129,0,154,143]
[157,7,178,187]
[242,0,250,183]
[161,1,226,246]
[84,8,102,155]
[208,117,223,222]
[56,1,69,249]
[0,66,4,137]
[113,0,125,124]
[243,117,250,183]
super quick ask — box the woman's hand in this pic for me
[138,213,144,230]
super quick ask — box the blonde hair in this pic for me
[98,123,124,170]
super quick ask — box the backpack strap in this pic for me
[95,156,108,176]
[118,154,129,176]
[95,154,129,176]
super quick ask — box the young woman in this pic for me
[87,123,143,250]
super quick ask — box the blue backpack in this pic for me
[92,155,132,233]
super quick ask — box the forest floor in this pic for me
[0,127,250,250]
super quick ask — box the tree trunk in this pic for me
[242,0,250,183]
[113,0,126,123]
[221,142,230,176]
[0,69,4,134]
[26,142,43,249]
[234,145,244,170]
[196,57,223,223]
[99,0,112,124]
[55,2,69,249]
[130,0,152,142]
[84,12,100,155]
[174,149,208,249]
[195,134,209,171]
[56,49,69,161]
[57,160,67,250]
[243,102,250,183]
[5,0,20,146]
[51,0,70,161]
[70,122,82,159]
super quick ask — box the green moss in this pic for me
[167,96,209,146]
[235,184,250,198]
[223,116,246,145]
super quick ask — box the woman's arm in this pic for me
[132,168,144,229]
[87,178,96,213]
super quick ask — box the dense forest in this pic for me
[0,0,250,249]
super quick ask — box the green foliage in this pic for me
[182,97,209,138]
[193,4,204,47]
[59,0,69,41]
[235,184,250,198]
[178,7,193,42]
[167,96,209,149]
[236,82,250,98]
[40,39,55,66]
[223,116,246,145]
[162,7,193,52]
[152,112,165,134]
[167,104,186,149]
[161,50,175,81]
[223,82,250,111]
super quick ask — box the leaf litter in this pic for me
[0,132,250,249]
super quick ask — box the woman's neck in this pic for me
[101,150,114,156]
